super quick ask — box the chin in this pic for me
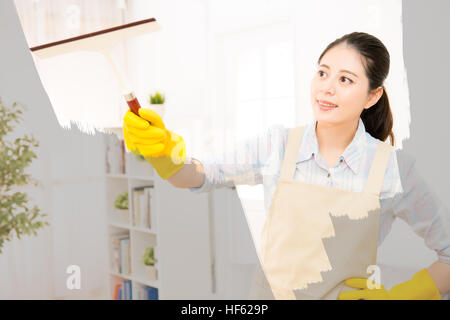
[313,109,336,120]
[313,113,344,126]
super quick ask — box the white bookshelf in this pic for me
[103,132,245,300]
[105,148,160,300]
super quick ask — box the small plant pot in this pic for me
[117,209,130,225]
[144,265,158,281]
[151,104,165,118]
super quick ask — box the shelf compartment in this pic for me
[106,179,130,225]
[109,228,131,276]
[130,231,159,287]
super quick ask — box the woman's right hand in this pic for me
[123,108,186,179]
[123,108,168,157]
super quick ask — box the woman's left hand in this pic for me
[338,278,390,300]
[338,268,441,300]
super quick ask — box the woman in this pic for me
[122,32,450,299]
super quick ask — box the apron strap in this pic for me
[364,140,394,196]
[280,126,305,181]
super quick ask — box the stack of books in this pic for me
[113,280,132,300]
[113,282,158,300]
[111,234,131,274]
[132,186,156,230]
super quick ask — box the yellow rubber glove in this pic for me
[338,268,441,300]
[123,108,186,179]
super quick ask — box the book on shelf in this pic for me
[139,285,159,300]
[123,280,132,300]
[105,134,126,175]
[132,188,143,227]
[113,282,122,300]
[111,234,131,274]
[132,185,155,230]
[120,237,131,274]
[120,139,126,174]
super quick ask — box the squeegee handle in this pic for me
[124,92,141,116]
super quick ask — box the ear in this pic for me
[364,87,383,110]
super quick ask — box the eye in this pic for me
[317,70,353,84]
[341,76,353,84]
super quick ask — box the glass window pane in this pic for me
[265,97,295,127]
[265,41,295,98]
[236,47,264,100]
[235,99,264,137]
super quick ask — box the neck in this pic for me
[315,119,359,153]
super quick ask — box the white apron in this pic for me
[250,125,393,300]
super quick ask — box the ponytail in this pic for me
[360,86,395,146]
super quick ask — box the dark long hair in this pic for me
[318,32,395,146]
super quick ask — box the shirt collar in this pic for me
[295,118,367,174]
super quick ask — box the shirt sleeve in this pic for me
[189,125,288,194]
[378,148,404,244]
[379,148,404,199]
[386,150,450,264]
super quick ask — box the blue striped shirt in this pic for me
[189,118,450,264]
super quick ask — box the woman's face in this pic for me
[310,43,382,125]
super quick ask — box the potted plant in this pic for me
[0,98,48,253]
[114,191,129,224]
[148,91,165,118]
[141,246,158,280]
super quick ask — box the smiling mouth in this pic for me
[317,100,338,109]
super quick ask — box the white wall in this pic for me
[0,0,109,299]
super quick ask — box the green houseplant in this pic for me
[114,191,129,224]
[0,98,48,253]
[114,192,129,210]
[142,246,155,266]
[149,91,165,105]
[149,91,166,118]
[141,246,158,280]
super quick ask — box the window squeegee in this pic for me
[30,17,161,116]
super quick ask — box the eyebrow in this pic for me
[319,64,359,78]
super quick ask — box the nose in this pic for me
[321,78,336,95]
